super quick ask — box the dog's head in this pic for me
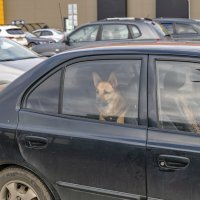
[92,72,118,112]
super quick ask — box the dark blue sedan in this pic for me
[0,41,200,200]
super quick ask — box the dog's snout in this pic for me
[96,98,108,108]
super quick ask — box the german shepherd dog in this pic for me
[92,72,128,124]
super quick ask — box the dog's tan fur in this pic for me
[93,72,127,124]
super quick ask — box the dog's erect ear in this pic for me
[108,72,118,88]
[92,72,102,87]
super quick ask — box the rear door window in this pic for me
[101,25,129,40]
[25,70,61,114]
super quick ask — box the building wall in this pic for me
[127,0,156,18]
[4,0,97,29]
[0,0,4,24]
[3,0,200,30]
[190,0,200,19]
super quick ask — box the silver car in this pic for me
[0,37,46,90]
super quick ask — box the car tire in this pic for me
[0,167,53,200]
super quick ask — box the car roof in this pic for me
[33,28,56,32]
[0,25,22,29]
[63,41,200,57]
[155,18,199,23]
[79,18,156,26]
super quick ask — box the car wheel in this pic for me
[28,42,36,48]
[0,167,52,200]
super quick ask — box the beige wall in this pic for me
[127,0,156,18]
[4,0,200,30]
[189,0,200,19]
[4,0,97,30]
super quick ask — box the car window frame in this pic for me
[148,55,200,136]
[22,54,148,128]
[68,24,100,43]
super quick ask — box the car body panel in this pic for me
[1,42,200,199]
[0,37,45,89]
[25,31,55,47]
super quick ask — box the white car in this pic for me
[32,28,64,42]
[0,37,45,90]
[0,25,28,46]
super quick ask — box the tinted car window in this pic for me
[176,23,198,34]
[101,25,129,40]
[34,31,41,37]
[69,25,99,42]
[156,61,200,133]
[25,70,61,114]
[62,60,141,125]
[41,31,53,36]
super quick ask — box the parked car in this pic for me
[15,22,49,32]
[155,18,200,41]
[32,18,171,56]
[1,41,200,200]
[25,31,55,48]
[0,37,45,90]
[0,25,28,46]
[32,28,64,42]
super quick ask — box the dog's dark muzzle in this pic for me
[96,99,108,108]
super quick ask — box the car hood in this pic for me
[0,57,46,83]
[0,57,46,71]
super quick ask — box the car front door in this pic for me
[147,55,200,200]
[17,55,148,200]
[68,25,100,47]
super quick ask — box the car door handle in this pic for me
[158,154,190,171]
[25,136,48,149]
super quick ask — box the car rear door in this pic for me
[147,55,200,200]
[17,55,148,200]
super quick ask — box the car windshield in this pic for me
[0,37,38,61]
